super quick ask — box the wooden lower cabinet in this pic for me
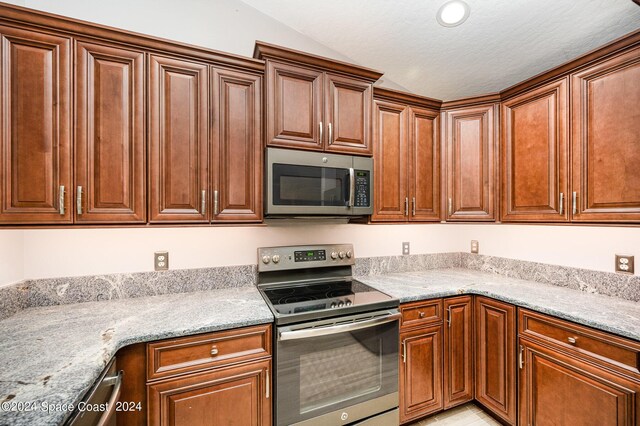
[443,296,473,409]
[400,324,443,423]
[475,296,517,425]
[518,338,640,426]
[148,358,271,426]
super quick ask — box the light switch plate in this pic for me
[402,242,410,255]
[155,251,169,271]
[471,240,479,254]
[615,254,634,274]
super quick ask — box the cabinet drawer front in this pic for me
[400,299,442,330]
[147,324,271,381]
[519,309,640,375]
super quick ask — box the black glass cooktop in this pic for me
[260,279,397,324]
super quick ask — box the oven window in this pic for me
[273,163,349,206]
[299,335,382,413]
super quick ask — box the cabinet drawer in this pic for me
[400,299,442,330]
[147,324,271,381]
[519,309,640,375]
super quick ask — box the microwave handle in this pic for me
[348,167,355,208]
[279,313,400,341]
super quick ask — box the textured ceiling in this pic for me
[240,0,640,100]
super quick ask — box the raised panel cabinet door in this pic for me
[324,73,372,155]
[518,338,639,426]
[0,26,72,223]
[443,296,473,409]
[571,46,640,222]
[408,106,440,221]
[149,55,209,223]
[371,99,408,222]
[266,61,323,150]
[475,296,516,425]
[75,41,145,223]
[211,67,262,222]
[400,325,443,424]
[502,78,569,222]
[443,105,497,221]
[148,358,272,426]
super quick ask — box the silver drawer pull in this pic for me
[59,185,65,215]
[418,312,425,318]
[211,346,219,356]
[567,337,577,345]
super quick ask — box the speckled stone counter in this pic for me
[357,268,640,341]
[0,287,273,426]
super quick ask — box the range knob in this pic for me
[346,250,352,259]
[272,255,280,264]
[339,251,346,259]
[262,255,271,264]
[338,301,344,307]
[331,251,338,260]
[330,302,337,309]
[346,300,352,306]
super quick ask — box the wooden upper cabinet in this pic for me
[211,67,262,222]
[325,73,372,155]
[443,104,497,221]
[0,26,72,224]
[372,99,408,222]
[409,106,440,221]
[501,78,569,222]
[571,46,640,222]
[149,55,209,223]
[266,61,323,151]
[443,296,473,409]
[475,296,517,425]
[75,41,146,223]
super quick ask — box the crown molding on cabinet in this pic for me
[373,86,442,110]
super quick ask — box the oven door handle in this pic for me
[278,313,401,341]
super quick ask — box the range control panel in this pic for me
[257,244,354,272]
[353,170,370,207]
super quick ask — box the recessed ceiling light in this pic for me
[437,0,470,27]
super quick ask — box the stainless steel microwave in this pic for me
[265,148,373,217]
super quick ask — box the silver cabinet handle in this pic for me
[404,197,409,216]
[446,307,451,327]
[519,345,524,370]
[418,311,425,318]
[412,197,416,216]
[95,370,123,426]
[402,339,407,363]
[348,168,355,208]
[201,190,206,215]
[59,185,65,215]
[213,190,219,215]
[572,191,578,215]
[265,368,270,399]
[210,345,219,356]
[328,122,333,144]
[279,313,400,341]
[567,337,577,345]
[448,198,452,216]
[559,192,564,215]
[76,186,83,215]
[319,121,323,144]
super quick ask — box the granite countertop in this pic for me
[357,268,640,341]
[0,286,273,426]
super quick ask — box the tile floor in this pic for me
[408,403,500,425]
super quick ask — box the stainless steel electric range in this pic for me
[257,244,400,426]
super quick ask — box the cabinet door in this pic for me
[324,73,372,155]
[371,99,408,222]
[400,325,443,423]
[443,105,496,221]
[149,55,209,223]
[443,296,473,409]
[148,358,272,426]
[0,26,72,223]
[571,46,640,222]
[519,338,639,426]
[75,41,145,223]
[475,296,516,425]
[502,78,569,222]
[266,61,323,151]
[408,106,440,221]
[211,68,262,222]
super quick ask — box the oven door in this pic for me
[275,310,400,426]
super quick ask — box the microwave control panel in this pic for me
[354,170,370,207]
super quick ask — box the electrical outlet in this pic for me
[155,251,169,271]
[471,240,479,254]
[402,242,410,255]
[615,254,634,274]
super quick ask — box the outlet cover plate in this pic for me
[615,254,634,274]
[155,251,169,271]
[471,240,479,254]
[402,242,410,255]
